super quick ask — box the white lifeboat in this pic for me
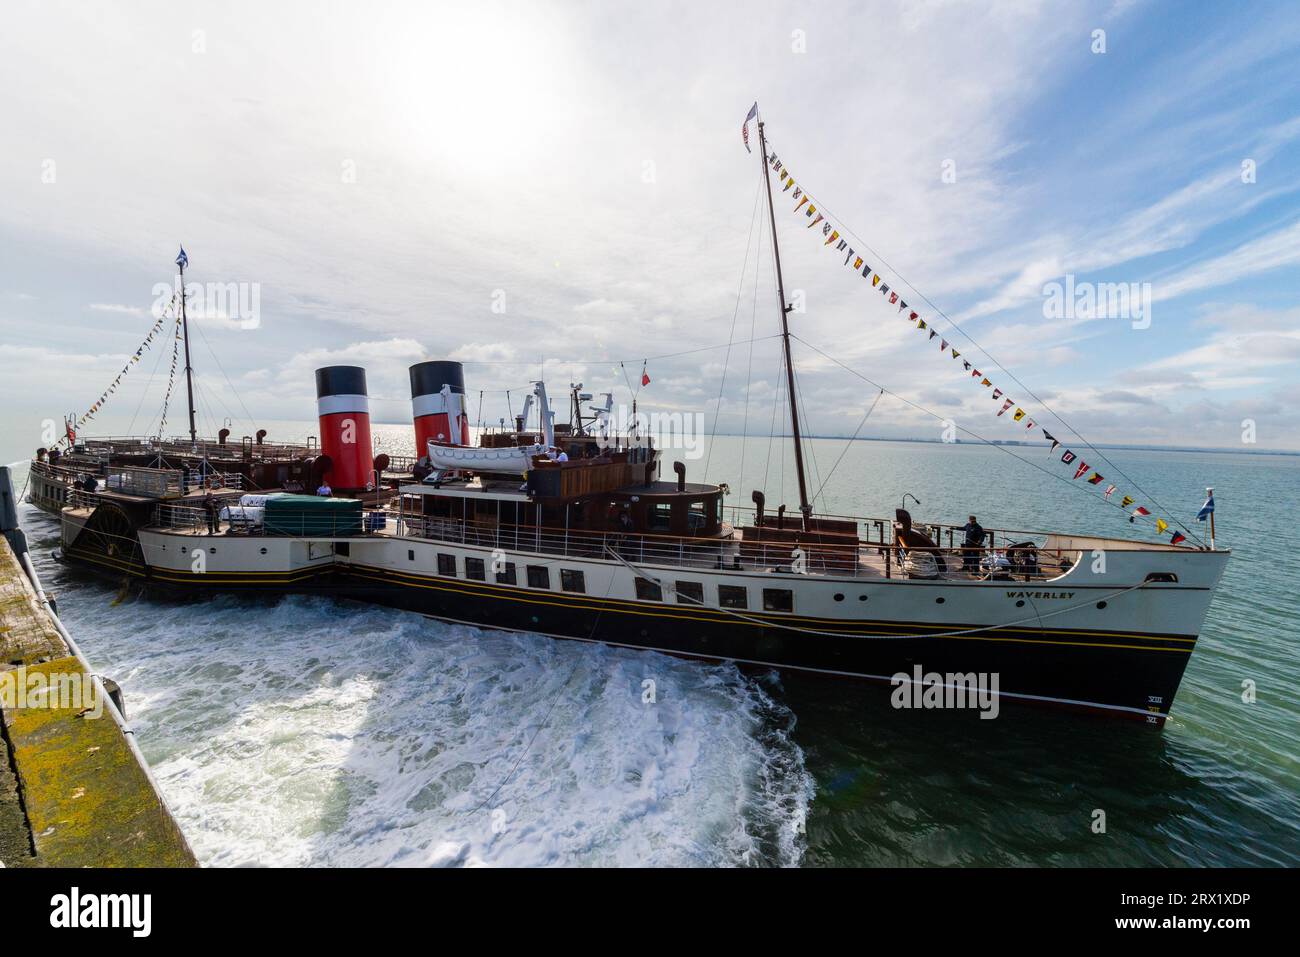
[425,440,545,473]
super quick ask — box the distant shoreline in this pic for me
[362,422,1300,457]
[752,434,1300,457]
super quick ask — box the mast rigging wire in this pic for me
[811,389,884,508]
[792,334,1203,542]
[737,190,766,494]
[765,136,1199,543]
[704,175,763,484]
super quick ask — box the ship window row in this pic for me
[638,577,793,613]
[435,553,587,594]
[428,552,790,611]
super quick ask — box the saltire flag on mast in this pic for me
[1197,492,1215,521]
[742,102,758,152]
[175,246,188,269]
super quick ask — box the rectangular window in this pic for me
[496,562,517,585]
[675,581,704,606]
[408,549,415,561]
[526,565,550,589]
[465,557,486,581]
[762,588,793,613]
[437,553,457,577]
[648,503,672,531]
[635,577,664,601]
[718,585,748,609]
[560,569,586,593]
[687,501,708,530]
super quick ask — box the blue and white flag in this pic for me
[175,246,188,270]
[742,102,758,153]
[1197,493,1214,521]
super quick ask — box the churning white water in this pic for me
[31,505,813,867]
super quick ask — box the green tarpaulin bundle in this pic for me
[262,494,363,537]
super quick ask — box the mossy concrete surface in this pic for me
[0,730,36,866]
[0,538,195,867]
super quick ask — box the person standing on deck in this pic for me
[962,515,986,573]
[316,480,332,496]
[202,490,219,535]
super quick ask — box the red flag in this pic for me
[641,366,651,387]
[1073,461,1090,480]
[1170,532,1186,545]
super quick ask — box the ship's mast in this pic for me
[756,117,812,526]
[178,250,197,445]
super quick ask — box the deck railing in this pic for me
[71,436,314,461]
[30,459,98,482]
[392,512,1074,582]
[127,499,1073,580]
[148,501,391,536]
[719,503,1053,553]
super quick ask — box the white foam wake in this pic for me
[55,590,814,867]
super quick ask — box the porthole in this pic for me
[1016,600,1025,608]
[1096,600,1108,610]
[833,593,845,602]
[260,547,267,555]
[935,596,945,604]
[858,595,868,602]
[209,547,216,554]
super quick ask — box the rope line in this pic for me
[812,389,884,508]
[705,174,763,484]
[791,335,1200,541]
[766,136,1201,545]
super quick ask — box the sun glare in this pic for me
[374,6,569,174]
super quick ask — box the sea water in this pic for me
[10,427,1300,866]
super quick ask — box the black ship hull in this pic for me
[64,543,1196,726]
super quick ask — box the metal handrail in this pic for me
[148,501,391,536]
[390,512,1075,582]
[720,502,1055,548]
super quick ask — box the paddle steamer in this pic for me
[35,115,1229,725]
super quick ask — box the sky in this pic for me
[2,0,1299,465]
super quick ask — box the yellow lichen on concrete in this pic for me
[0,537,195,867]
[4,658,194,867]
[0,543,64,667]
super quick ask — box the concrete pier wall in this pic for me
[0,465,195,868]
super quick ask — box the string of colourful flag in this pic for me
[64,295,181,446]
[155,308,184,439]
[763,149,1189,546]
